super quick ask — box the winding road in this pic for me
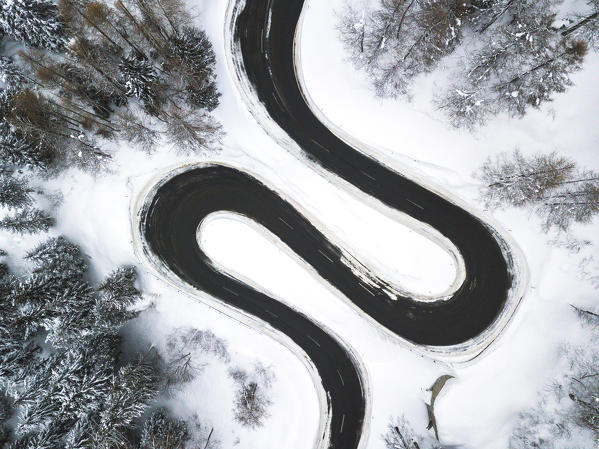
[138,0,516,448]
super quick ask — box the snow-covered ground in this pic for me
[1,0,597,447]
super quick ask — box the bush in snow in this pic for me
[164,327,230,387]
[140,408,220,449]
[229,363,274,429]
[382,415,441,449]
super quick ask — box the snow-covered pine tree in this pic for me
[0,174,32,209]
[0,249,7,280]
[119,52,160,113]
[0,56,27,92]
[0,0,67,51]
[7,88,111,172]
[91,360,161,448]
[139,408,190,449]
[0,119,52,169]
[97,265,140,304]
[164,104,222,154]
[0,208,54,234]
[477,150,599,231]
[27,235,87,278]
[13,346,113,437]
[470,0,543,32]
[0,87,54,170]
[0,393,11,446]
[114,110,158,153]
[95,265,141,334]
[1,235,167,448]
[169,26,220,111]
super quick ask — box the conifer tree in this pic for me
[169,26,220,111]
[119,52,160,113]
[0,0,67,51]
[0,56,27,91]
[0,208,54,234]
[0,175,32,209]
[0,236,166,449]
[140,408,190,449]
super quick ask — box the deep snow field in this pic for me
[1,0,598,448]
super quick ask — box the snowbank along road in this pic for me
[139,0,519,448]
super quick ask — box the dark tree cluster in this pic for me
[339,0,599,127]
[0,235,221,448]
[0,174,54,235]
[140,408,219,449]
[0,57,55,170]
[478,150,599,231]
[0,0,222,173]
[0,0,67,51]
[0,238,155,448]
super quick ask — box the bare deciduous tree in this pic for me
[229,363,274,429]
[478,150,576,208]
[338,0,468,98]
[383,415,441,449]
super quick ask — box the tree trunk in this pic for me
[561,12,598,37]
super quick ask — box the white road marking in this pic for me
[359,282,376,296]
[340,414,346,434]
[406,198,424,210]
[361,170,376,181]
[223,286,239,296]
[265,309,279,318]
[307,335,321,347]
[311,139,330,153]
[278,216,294,230]
[317,248,334,263]
[337,369,345,386]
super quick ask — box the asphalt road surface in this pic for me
[141,1,513,448]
